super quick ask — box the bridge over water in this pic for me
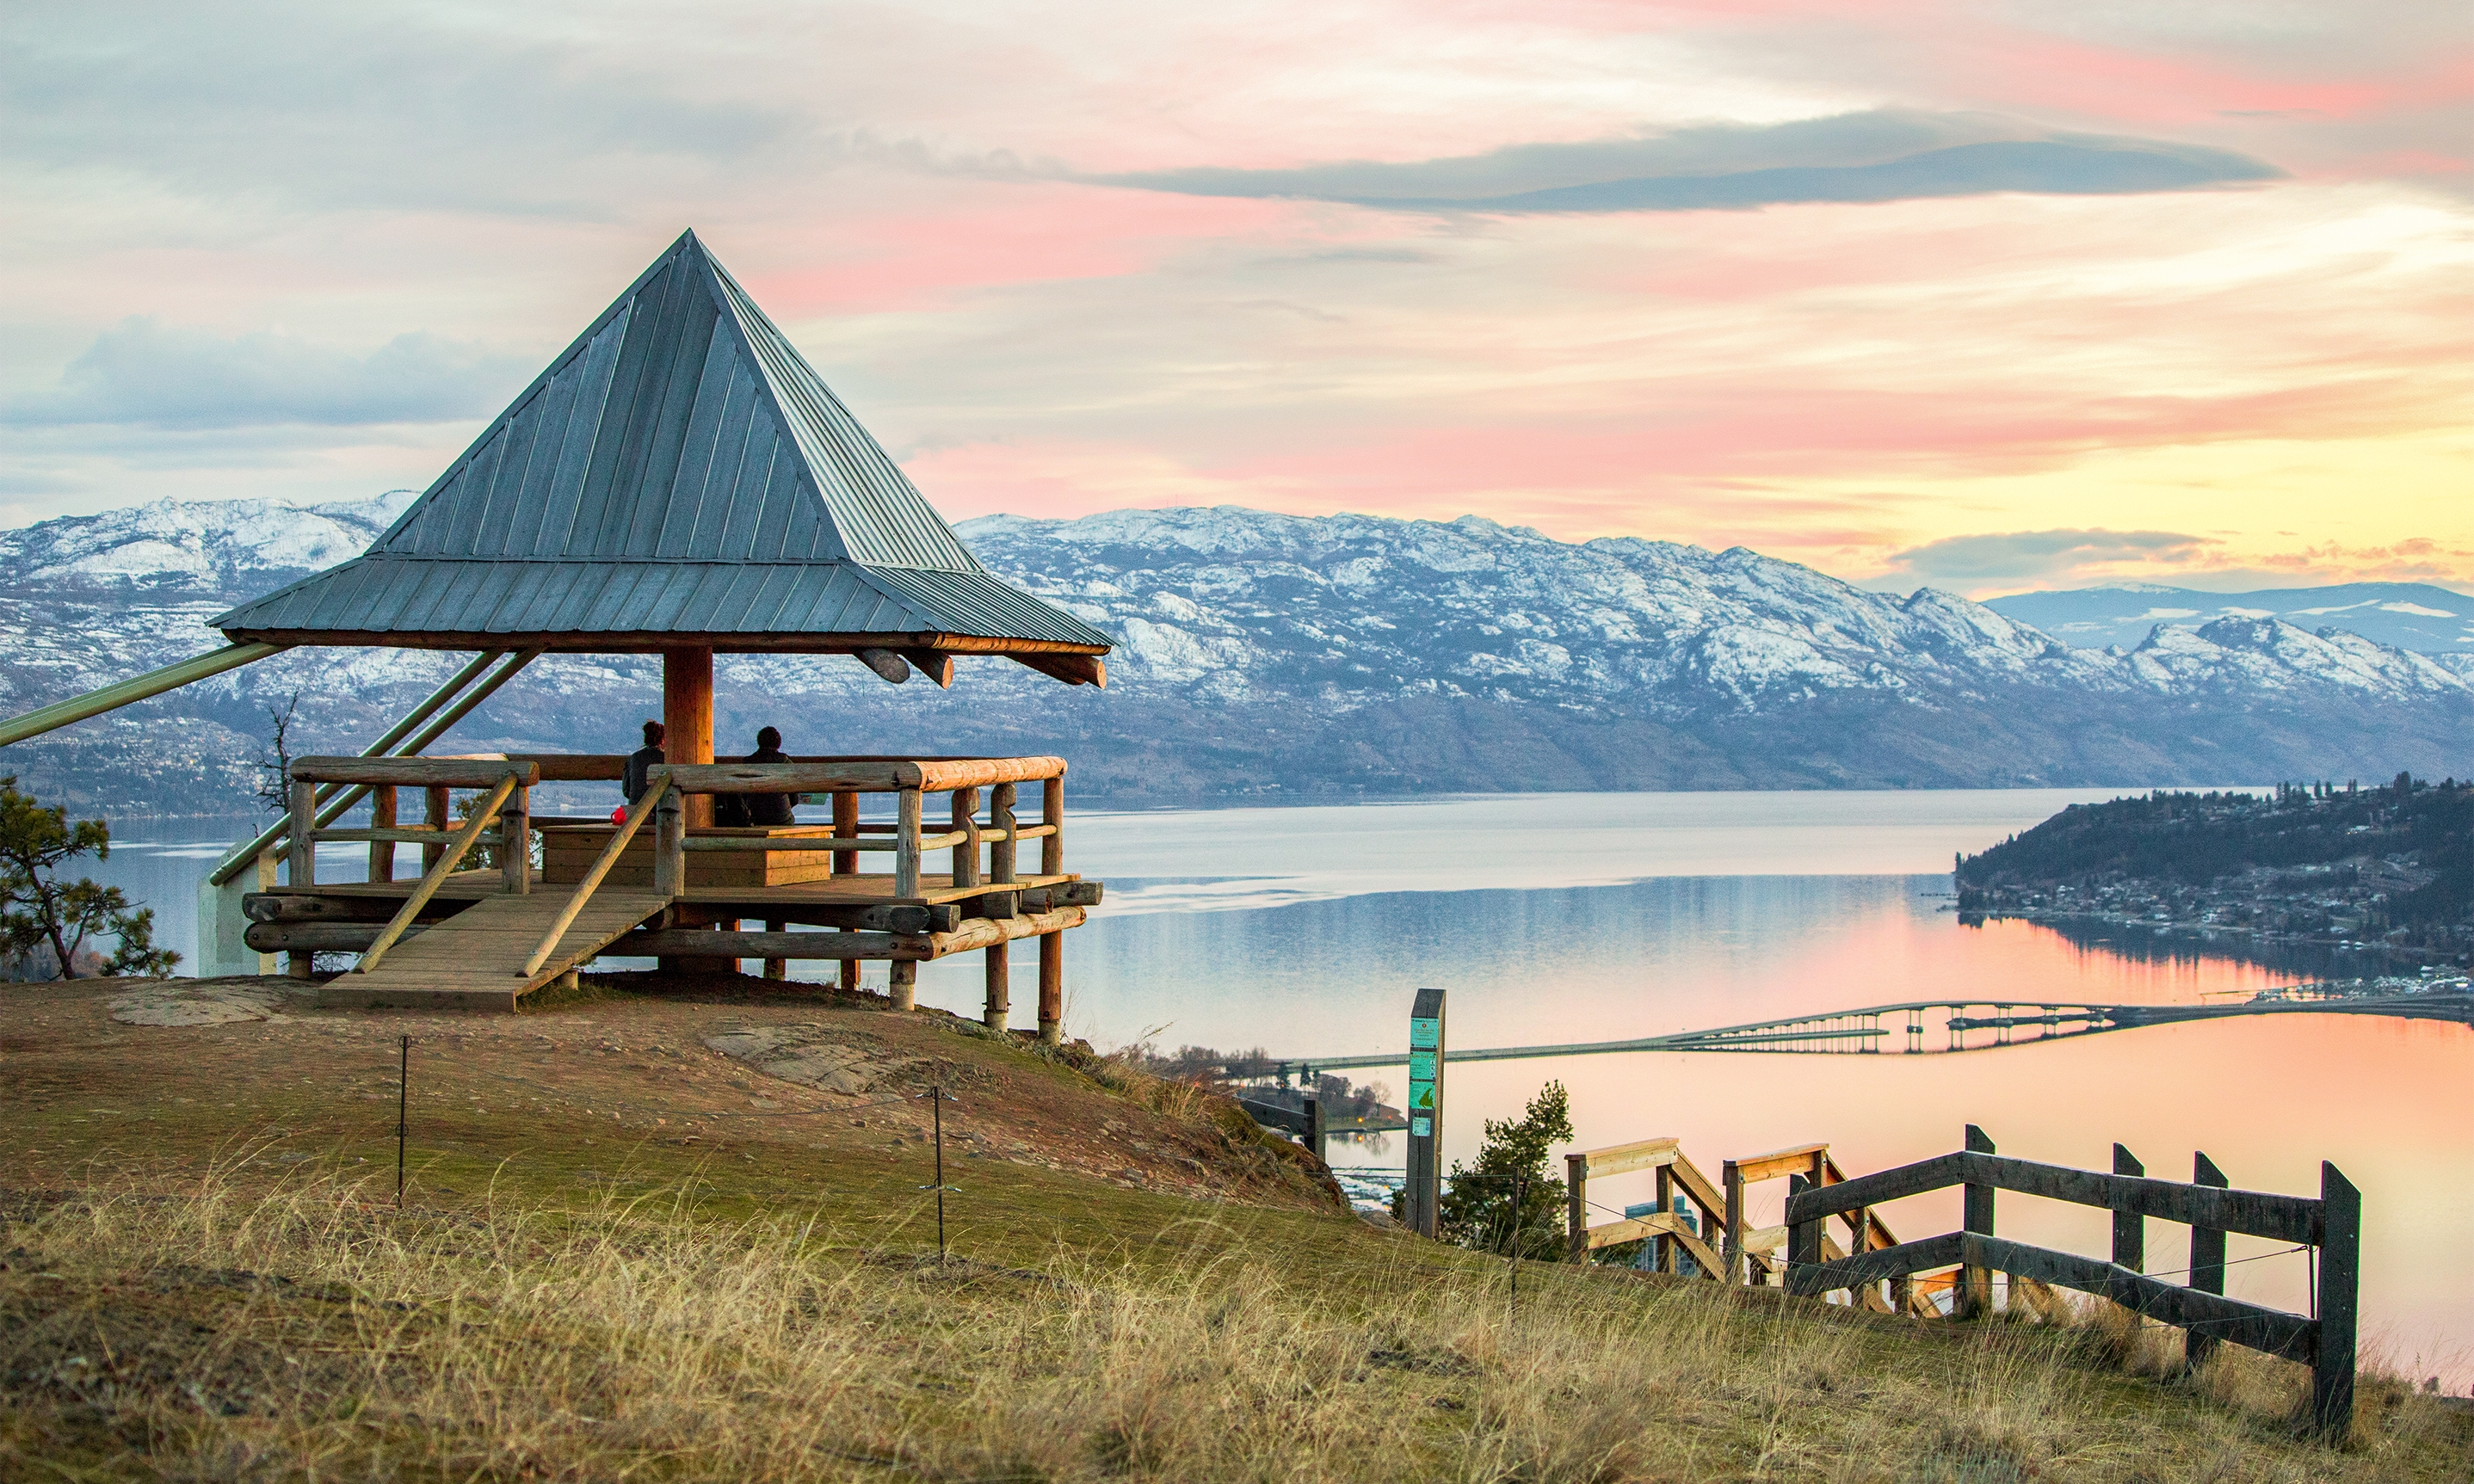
[1271,987,2474,1079]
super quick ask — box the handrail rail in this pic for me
[519,780,669,977]
[288,756,540,787]
[351,773,516,975]
[1784,1148,2321,1246]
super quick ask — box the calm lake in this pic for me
[97,788,2474,1386]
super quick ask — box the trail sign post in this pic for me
[1405,987,1446,1238]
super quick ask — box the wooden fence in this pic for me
[1782,1125,2360,1437]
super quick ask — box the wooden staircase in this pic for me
[318,885,669,1011]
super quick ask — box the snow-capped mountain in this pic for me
[0,495,2464,815]
[1985,582,2474,656]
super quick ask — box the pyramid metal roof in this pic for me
[213,232,1111,657]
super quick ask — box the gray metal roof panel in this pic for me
[213,232,1109,655]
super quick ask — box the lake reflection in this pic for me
[98,789,2473,1383]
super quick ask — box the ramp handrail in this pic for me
[520,780,669,977]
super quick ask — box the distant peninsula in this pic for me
[1956,775,2474,970]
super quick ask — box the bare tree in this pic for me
[252,690,303,817]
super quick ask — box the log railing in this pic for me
[1782,1126,2360,1438]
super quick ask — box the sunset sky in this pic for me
[4,1,2468,597]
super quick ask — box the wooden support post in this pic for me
[762,918,786,981]
[1306,1094,1326,1166]
[2312,1161,2360,1440]
[423,785,448,873]
[500,783,530,895]
[895,790,922,899]
[1655,1165,1675,1273]
[1894,1272,1915,1315]
[951,787,981,891]
[889,959,916,1012]
[663,646,713,829]
[830,792,859,876]
[367,785,396,884]
[984,944,1009,1031]
[1040,775,1063,876]
[287,775,316,978]
[2186,1150,2228,1374]
[1038,930,1062,1043]
[1721,1159,1745,1284]
[2111,1143,2144,1275]
[1565,1153,1589,1261]
[1959,1124,1996,1318]
[990,782,1016,884]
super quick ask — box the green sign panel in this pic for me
[1409,1081,1437,1109]
[1409,1050,1436,1081]
[1410,1017,1440,1050]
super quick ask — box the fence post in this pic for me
[1722,1159,1744,1285]
[652,785,683,896]
[500,782,530,896]
[368,784,397,884]
[1305,1094,1324,1166]
[1959,1124,1995,1318]
[895,789,922,899]
[1565,1152,1588,1260]
[2111,1142,2144,1272]
[1787,1173,1822,1285]
[2186,1151,2227,1373]
[1655,1165,1675,1274]
[2312,1161,2360,1440]
[1040,774,1064,877]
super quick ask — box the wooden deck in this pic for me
[317,884,669,1012]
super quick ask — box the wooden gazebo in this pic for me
[0,231,1112,1032]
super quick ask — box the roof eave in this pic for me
[211,626,1111,656]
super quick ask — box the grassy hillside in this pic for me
[3,975,2468,1481]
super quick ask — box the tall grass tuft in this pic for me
[2,1175,2464,1480]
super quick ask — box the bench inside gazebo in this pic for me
[0,231,1114,1037]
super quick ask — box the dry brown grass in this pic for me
[5,1173,2468,1481]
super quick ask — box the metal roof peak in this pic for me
[214,236,1108,656]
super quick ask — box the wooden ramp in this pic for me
[318,885,669,1011]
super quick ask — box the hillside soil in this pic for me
[3,974,2471,1481]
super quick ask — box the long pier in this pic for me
[1274,988,2474,1077]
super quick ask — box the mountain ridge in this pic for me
[0,494,2464,815]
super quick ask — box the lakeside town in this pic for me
[1956,779,2474,975]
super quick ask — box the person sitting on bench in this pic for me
[620,719,664,809]
[715,726,797,828]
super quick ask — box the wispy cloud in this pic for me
[1879,527,2220,586]
[3,319,530,430]
[1095,110,2282,213]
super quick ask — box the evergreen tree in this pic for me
[1396,1081,1575,1259]
[0,776,181,978]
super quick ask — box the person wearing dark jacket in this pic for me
[620,720,665,807]
[737,726,797,827]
